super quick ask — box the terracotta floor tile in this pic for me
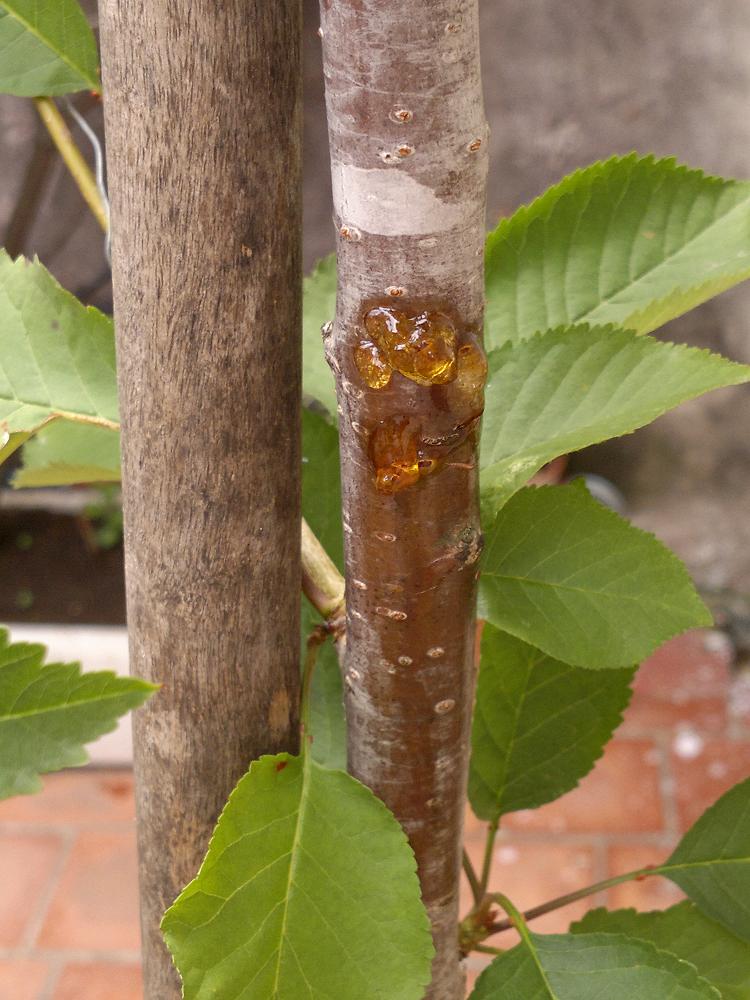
[0,959,50,1000]
[464,805,484,840]
[606,843,682,911]
[0,833,63,947]
[464,956,492,996]
[622,631,731,735]
[2,626,741,998]
[502,740,663,834]
[0,770,135,826]
[731,671,750,730]
[54,963,142,1000]
[670,738,750,830]
[39,831,140,951]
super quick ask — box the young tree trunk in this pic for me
[99,4,302,996]
[319,3,488,996]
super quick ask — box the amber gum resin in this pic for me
[354,340,392,389]
[356,306,459,388]
[357,306,488,494]
[370,416,421,495]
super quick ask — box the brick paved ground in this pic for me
[0,629,748,999]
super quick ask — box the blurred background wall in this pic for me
[1,0,749,603]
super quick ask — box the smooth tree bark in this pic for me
[319,2,488,996]
[99,3,302,996]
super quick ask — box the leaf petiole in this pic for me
[486,867,655,936]
[478,818,499,898]
[463,849,483,906]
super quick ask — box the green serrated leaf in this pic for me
[572,903,750,1000]
[484,154,750,349]
[0,253,119,458]
[0,428,30,464]
[13,421,121,487]
[0,627,155,799]
[480,325,750,510]
[478,484,711,669]
[302,406,342,570]
[301,596,345,771]
[471,929,721,1000]
[0,0,99,96]
[303,256,338,419]
[659,778,750,942]
[469,624,634,821]
[308,637,346,771]
[301,407,346,767]
[162,752,434,1000]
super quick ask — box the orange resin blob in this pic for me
[356,307,458,388]
[369,417,445,494]
[354,340,392,389]
[369,417,421,494]
[444,338,488,423]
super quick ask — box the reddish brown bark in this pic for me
[318,3,488,996]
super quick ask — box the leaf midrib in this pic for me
[0,1,98,88]
[482,568,696,617]
[0,686,142,721]
[271,754,310,997]
[0,403,119,433]
[480,653,534,818]
[658,858,750,874]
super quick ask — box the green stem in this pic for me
[487,867,654,936]
[301,517,345,622]
[474,943,502,956]
[462,849,482,906]
[478,818,499,897]
[33,98,109,233]
[491,893,526,934]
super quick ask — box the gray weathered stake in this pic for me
[99,2,303,995]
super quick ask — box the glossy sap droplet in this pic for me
[370,416,421,494]
[361,307,458,388]
[369,415,449,494]
[416,455,440,477]
[444,338,488,423]
[354,340,392,389]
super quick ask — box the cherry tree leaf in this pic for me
[573,904,750,1000]
[0,627,154,798]
[485,155,750,348]
[469,624,634,820]
[479,483,710,669]
[0,0,99,95]
[162,752,433,1000]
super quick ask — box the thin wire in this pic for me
[64,98,111,263]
